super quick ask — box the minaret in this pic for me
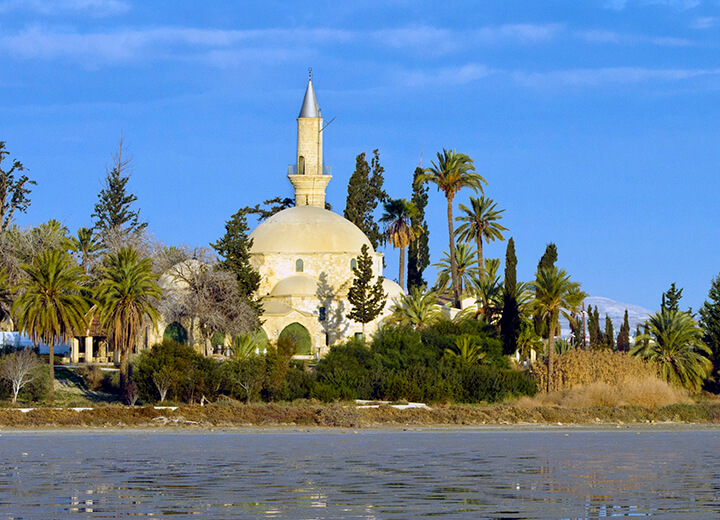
[288,69,331,208]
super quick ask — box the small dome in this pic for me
[270,274,320,297]
[382,279,404,301]
[250,206,372,254]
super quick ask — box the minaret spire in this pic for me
[288,71,331,208]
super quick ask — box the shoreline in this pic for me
[2,401,720,430]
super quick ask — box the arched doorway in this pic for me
[163,322,188,345]
[278,322,312,355]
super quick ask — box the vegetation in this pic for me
[416,149,486,308]
[343,149,387,250]
[347,245,387,338]
[0,141,35,234]
[407,166,430,290]
[91,138,147,236]
[631,309,712,392]
[380,198,419,290]
[12,250,88,403]
[94,247,161,397]
[455,196,507,271]
[500,238,521,356]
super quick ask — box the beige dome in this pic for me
[249,206,372,254]
[382,278,404,301]
[270,274,320,296]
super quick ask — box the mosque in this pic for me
[248,74,403,358]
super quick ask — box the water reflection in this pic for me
[0,430,719,518]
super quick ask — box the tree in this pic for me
[380,198,419,290]
[91,138,147,236]
[12,250,88,403]
[387,285,442,329]
[347,244,387,338]
[617,309,631,352]
[416,149,486,308]
[661,282,683,313]
[94,247,161,395]
[604,314,615,350]
[472,258,503,323]
[68,227,104,274]
[534,243,558,339]
[344,150,387,250]
[565,286,588,348]
[0,267,11,324]
[0,142,35,234]
[455,196,507,272]
[587,304,602,349]
[500,238,521,356]
[211,207,261,303]
[444,335,486,363]
[532,266,580,392]
[631,309,712,392]
[0,348,42,403]
[161,252,258,354]
[433,242,479,299]
[700,274,720,362]
[407,167,430,291]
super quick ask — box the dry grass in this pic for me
[519,378,691,409]
[532,349,660,392]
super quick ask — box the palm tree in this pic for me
[531,266,580,392]
[631,309,712,392]
[472,258,503,323]
[12,250,88,403]
[455,196,507,271]
[380,198,420,290]
[387,285,442,329]
[416,149,486,308]
[516,321,543,363]
[69,227,104,273]
[444,334,486,363]
[94,247,161,394]
[433,242,479,300]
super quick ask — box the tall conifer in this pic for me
[407,167,430,290]
[343,150,387,250]
[347,244,387,338]
[500,237,520,356]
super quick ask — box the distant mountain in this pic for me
[560,296,653,339]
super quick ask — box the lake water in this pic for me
[0,428,719,519]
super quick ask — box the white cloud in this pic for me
[512,66,720,88]
[692,16,717,29]
[473,23,564,44]
[604,0,701,9]
[0,26,353,64]
[577,29,692,46]
[0,0,130,17]
[399,64,494,87]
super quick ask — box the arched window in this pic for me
[295,258,304,272]
[350,258,357,270]
[298,156,305,175]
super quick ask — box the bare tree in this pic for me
[0,349,42,403]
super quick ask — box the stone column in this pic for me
[85,336,93,363]
[71,338,79,364]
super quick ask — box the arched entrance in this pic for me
[163,322,188,345]
[278,322,312,355]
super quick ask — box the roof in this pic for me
[298,78,320,118]
[249,206,372,255]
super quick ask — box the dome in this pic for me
[382,279,404,301]
[249,206,372,254]
[270,274,320,297]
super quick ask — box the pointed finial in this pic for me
[308,67,312,81]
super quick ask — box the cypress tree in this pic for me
[661,282,683,312]
[211,207,261,303]
[604,314,615,350]
[700,273,720,375]
[343,150,387,250]
[407,167,430,290]
[587,305,602,349]
[347,244,387,338]
[500,237,521,356]
[534,243,558,338]
[617,309,630,352]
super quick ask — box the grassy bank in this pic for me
[3,400,720,429]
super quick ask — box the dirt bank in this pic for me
[3,401,720,429]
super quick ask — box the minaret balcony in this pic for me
[287,165,332,175]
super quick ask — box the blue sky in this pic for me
[1,0,719,312]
